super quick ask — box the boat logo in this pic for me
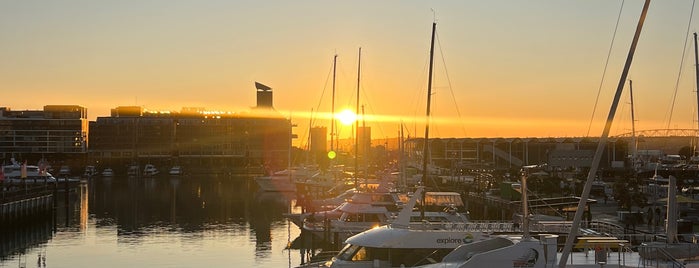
[436,233,473,244]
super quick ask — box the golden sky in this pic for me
[2,1,699,147]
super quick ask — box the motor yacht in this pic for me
[1,159,57,184]
[143,164,159,177]
[84,166,98,177]
[169,166,183,176]
[305,187,489,268]
[101,168,114,177]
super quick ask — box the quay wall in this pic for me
[0,195,53,223]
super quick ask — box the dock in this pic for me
[0,182,56,223]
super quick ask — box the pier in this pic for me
[0,182,55,223]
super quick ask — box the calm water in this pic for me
[0,175,308,268]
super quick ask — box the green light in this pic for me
[327,150,337,159]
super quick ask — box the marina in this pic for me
[5,1,699,267]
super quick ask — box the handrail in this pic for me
[655,247,686,268]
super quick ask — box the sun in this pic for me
[337,109,357,126]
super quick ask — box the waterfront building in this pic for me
[87,83,291,175]
[0,105,88,168]
[404,137,628,173]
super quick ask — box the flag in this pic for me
[39,160,47,176]
[21,160,27,179]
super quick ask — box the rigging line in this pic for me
[586,0,625,137]
[666,0,696,132]
[410,52,431,138]
[436,30,468,137]
[313,57,336,127]
[359,82,388,141]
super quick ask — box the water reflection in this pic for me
[1,175,306,267]
[0,220,53,260]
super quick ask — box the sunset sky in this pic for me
[2,1,699,146]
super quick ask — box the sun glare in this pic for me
[337,109,357,126]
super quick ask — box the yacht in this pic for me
[143,164,159,177]
[303,190,470,243]
[255,167,317,192]
[1,160,57,184]
[127,165,139,177]
[83,166,98,177]
[307,187,490,268]
[169,166,183,176]
[101,168,114,177]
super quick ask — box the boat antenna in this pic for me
[559,0,650,266]
[421,22,436,220]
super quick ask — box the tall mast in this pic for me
[629,80,637,165]
[400,123,405,188]
[354,48,361,188]
[362,105,366,187]
[307,108,314,165]
[694,32,699,155]
[558,0,650,266]
[331,55,337,153]
[421,22,437,219]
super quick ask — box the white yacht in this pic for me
[302,190,470,243]
[101,168,114,177]
[308,187,490,268]
[143,164,159,177]
[169,166,183,176]
[1,160,57,183]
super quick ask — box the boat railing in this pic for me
[639,245,686,267]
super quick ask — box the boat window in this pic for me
[388,248,452,267]
[347,247,390,262]
[337,244,360,261]
[352,247,368,261]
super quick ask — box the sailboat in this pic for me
[305,21,495,268]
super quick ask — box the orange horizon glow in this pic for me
[2,1,699,149]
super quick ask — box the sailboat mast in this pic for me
[355,47,361,188]
[558,0,651,266]
[331,55,337,153]
[629,80,637,165]
[421,22,437,219]
[307,108,314,165]
[694,32,699,155]
[400,123,405,188]
[362,105,366,186]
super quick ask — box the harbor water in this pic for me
[0,175,308,267]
